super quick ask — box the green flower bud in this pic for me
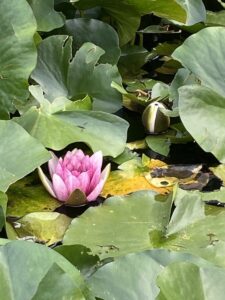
[142,101,170,134]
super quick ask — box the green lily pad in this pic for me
[0,241,93,300]
[60,18,120,65]
[0,0,37,116]
[88,249,215,300]
[172,27,225,97]
[0,121,50,192]
[32,36,122,113]
[27,0,65,32]
[15,108,129,157]
[63,191,172,259]
[178,85,225,162]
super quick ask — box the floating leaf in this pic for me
[0,0,37,116]
[0,241,93,300]
[0,121,50,192]
[27,0,65,32]
[60,18,120,64]
[32,36,122,113]
[178,85,225,162]
[172,27,225,97]
[88,250,214,300]
[15,109,128,157]
[63,191,172,258]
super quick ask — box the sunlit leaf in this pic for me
[63,191,172,258]
[12,212,71,246]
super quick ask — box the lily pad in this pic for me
[27,0,65,32]
[15,108,128,157]
[63,190,172,258]
[88,250,216,300]
[32,36,123,113]
[178,85,225,162]
[172,27,225,97]
[0,121,50,192]
[0,0,37,116]
[60,18,120,64]
[0,241,93,300]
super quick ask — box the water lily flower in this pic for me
[38,149,110,204]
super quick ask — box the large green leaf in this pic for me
[0,241,93,300]
[88,250,215,300]
[178,85,225,162]
[0,0,37,116]
[32,36,122,112]
[15,107,129,157]
[172,27,225,97]
[27,0,65,31]
[63,191,172,258]
[60,18,120,64]
[0,121,50,192]
[73,0,205,44]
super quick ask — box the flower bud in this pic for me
[142,101,170,134]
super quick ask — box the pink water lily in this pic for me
[38,149,110,203]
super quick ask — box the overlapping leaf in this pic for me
[0,0,37,117]
[0,121,50,192]
[27,0,65,31]
[0,241,93,300]
[73,0,205,44]
[32,36,122,113]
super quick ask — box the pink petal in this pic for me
[63,151,72,164]
[65,174,80,195]
[89,167,101,191]
[48,151,59,179]
[55,158,64,176]
[77,172,90,194]
[74,149,85,161]
[52,174,69,201]
[90,151,103,170]
[38,167,56,198]
[87,163,110,201]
